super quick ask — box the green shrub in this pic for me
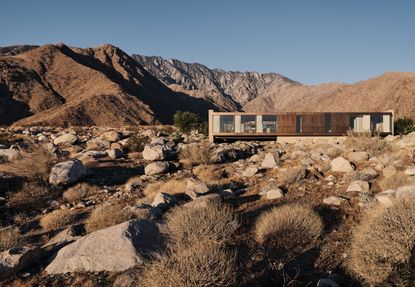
[173,111,204,133]
[394,117,415,135]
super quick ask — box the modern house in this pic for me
[208,110,394,142]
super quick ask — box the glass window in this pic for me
[241,115,256,133]
[296,115,302,133]
[262,115,277,133]
[325,113,332,133]
[219,115,235,132]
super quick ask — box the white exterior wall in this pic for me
[362,115,371,132]
[382,115,391,133]
[235,115,241,133]
[213,115,220,133]
[256,115,263,133]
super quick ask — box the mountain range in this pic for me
[0,44,414,126]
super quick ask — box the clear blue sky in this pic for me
[1,0,414,84]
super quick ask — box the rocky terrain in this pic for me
[134,55,415,120]
[0,125,415,286]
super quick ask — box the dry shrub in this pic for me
[347,199,415,286]
[179,142,213,168]
[40,209,78,231]
[0,131,14,146]
[165,201,239,246]
[143,179,187,200]
[8,183,60,211]
[345,130,386,155]
[125,134,150,153]
[63,182,99,203]
[255,204,323,264]
[85,203,138,233]
[277,165,306,186]
[0,227,24,252]
[379,173,408,190]
[0,145,55,183]
[192,164,231,185]
[140,241,237,287]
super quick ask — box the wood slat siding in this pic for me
[302,114,325,134]
[331,114,350,133]
[278,114,296,133]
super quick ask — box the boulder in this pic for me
[348,151,368,163]
[0,149,20,162]
[383,165,397,178]
[45,219,163,274]
[404,167,415,176]
[260,188,284,200]
[261,152,279,169]
[100,131,121,142]
[107,149,123,159]
[330,157,354,173]
[144,161,169,176]
[151,192,177,211]
[0,246,42,279]
[53,133,78,145]
[86,138,110,151]
[185,178,209,200]
[361,167,379,179]
[346,180,370,193]
[323,195,346,206]
[142,145,167,161]
[49,159,85,186]
[375,190,396,207]
[184,193,222,208]
[395,184,415,199]
[243,165,258,177]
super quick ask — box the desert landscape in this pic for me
[0,39,415,287]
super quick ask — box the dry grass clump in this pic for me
[192,164,233,185]
[40,209,78,231]
[345,130,386,156]
[63,182,99,203]
[347,199,415,286]
[0,145,55,183]
[140,241,237,287]
[8,183,60,211]
[143,179,187,200]
[379,172,408,190]
[124,134,150,153]
[85,203,138,233]
[255,204,323,264]
[179,142,213,168]
[165,201,239,246]
[0,227,24,252]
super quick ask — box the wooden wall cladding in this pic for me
[331,114,350,133]
[277,114,296,133]
[302,114,325,133]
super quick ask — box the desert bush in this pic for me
[173,111,204,133]
[8,183,60,211]
[0,227,24,252]
[63,182,99,203]
[143,179,187,200]
[192,164,230,185]
[347,199,415,286]
[0,131,14,146]
[85,203,138,233]
[0,145,55,183]
[394,117,415,135]
[165,201,239,246]
[140,241,237,287]
[40,209,78,231]
[345,129,386,156]
[255,204,323,265]
[379,172,408,190]
[124,134,150,153]
[179,142,213,168]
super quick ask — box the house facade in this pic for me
[208,110,394,142]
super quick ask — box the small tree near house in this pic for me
[173,111,206,134]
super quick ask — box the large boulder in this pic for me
[383,165,397,178]
[144,161,169,176]
[86,138,111,151]
[142,145,167,161]
[330,157,354,173]
[185,178,209,200]
[261,152,279,169]
[348,151,368,163]
[0,149,20,162]
[49,159,85,186]
[346,180,370,194]
[45,219,163,274]
[53,133,78,145]
[243,165,259,177]
[151,192,177,211]
[100,131,121,142]
[0,247,42,279]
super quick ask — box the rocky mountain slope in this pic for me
[0,44,216,126]
[134,55,415,120]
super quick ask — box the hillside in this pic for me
[134,55,415,120]
[0,44,216,126]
